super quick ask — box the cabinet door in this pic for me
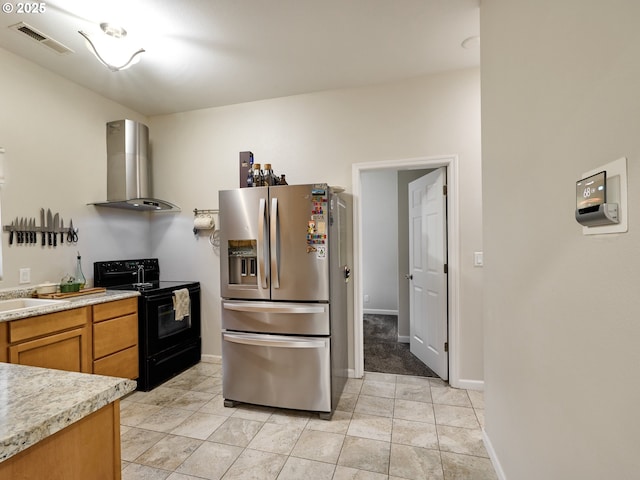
[9,326,90,373]
[0,323,7,363]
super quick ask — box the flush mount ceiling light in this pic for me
[78,23,145,72]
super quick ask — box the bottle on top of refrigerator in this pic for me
[252,164,263,187]
[279,174,288,185]
[264,164,275,186]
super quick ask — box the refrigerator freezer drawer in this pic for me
[222,332,331,413]
[221,300,330,335]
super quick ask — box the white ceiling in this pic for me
[0,0,480,116]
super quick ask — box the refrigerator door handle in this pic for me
[257,197,268,289]
[223,302,326,314]
[223,332,326,349]
[270,197,280,289]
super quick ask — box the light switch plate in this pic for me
[19,268,30,284]
[473,252,483,267]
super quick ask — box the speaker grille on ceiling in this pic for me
[10,22,73,55]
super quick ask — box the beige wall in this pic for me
[482,0,640,477]
[0,47,150,287]
[0,43,483,384]
[149,68,483,382]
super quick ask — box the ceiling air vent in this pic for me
[10,22,73,55]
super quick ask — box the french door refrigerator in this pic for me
[219,183,349,419]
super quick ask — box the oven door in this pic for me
[143,287,201,354]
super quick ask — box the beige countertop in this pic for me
[0,362,136,463]
[0,288,140,323]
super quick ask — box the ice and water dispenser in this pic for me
[228,240,258,285]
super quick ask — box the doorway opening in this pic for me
[352,156,461,386]
[363,312,439,377]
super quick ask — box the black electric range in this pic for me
[94,259,201,391]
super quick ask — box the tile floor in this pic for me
[120,361,497,480]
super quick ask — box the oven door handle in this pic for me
[223,332,326,349]
[223,302,326,314]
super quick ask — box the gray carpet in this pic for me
[364,314,438,378]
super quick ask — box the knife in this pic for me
[8,220,13,245]
[52,213,59,247]
[40,208,45,246]
[59,218,64,244]
[31,218,36,244]
[18,218,24,244]
[27,219,32,244]
[47,209,52,246]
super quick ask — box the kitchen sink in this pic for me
[0,298,70,314]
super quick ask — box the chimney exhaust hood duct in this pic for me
[90,119,179,212]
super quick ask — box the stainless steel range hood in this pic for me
[90,119,180,212]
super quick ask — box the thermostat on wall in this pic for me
[575,170,618,226]
[575,157,628,234]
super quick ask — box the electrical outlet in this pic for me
[364,294,370,303]
[19,268,30,284]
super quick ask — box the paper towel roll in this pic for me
[194,214,214,230]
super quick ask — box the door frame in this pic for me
[352,155,461,387]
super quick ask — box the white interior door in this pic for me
[408,168,448,379]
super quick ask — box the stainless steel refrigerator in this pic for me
[219,183,350,419]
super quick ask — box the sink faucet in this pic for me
[137,264,145,284]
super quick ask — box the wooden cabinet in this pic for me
[0,322,7,363]
[92,297,139,379]
[0,401,122,480]
[3,297,139,380]
[8,307,91,373]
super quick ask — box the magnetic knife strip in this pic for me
[2,208,79,246]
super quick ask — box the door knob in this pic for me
[405,274,413,280]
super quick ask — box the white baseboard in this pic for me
[347,368,362,379]
[397,335,410,343]
[453,378,484,391]
[482,429,507,480]
[201,354,222,364]
[363,309,399,316]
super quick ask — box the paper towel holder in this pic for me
[193,208,217,234]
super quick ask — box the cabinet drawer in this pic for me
[93,345,138,379]
[93,298,138,323]
[93,313,138,359]
[9,307,90,343]
[222,332,331,412]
